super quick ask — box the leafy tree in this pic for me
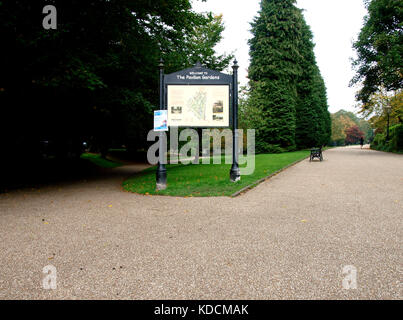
[390,90,403,123]
[2,0,232,164]
[331,113,356,145]
[359,88,402,139]
[164,13,234,72]
[239,85,265,132]
[358,118,375,142]
[351,0,403,104]
[330,110,373,145]
[345,125,364,145]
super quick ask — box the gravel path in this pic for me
[0,146,402,299]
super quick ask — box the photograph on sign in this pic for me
[154,110,168,131]
[167,85,230,127]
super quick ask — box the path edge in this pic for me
[231,154,313,198]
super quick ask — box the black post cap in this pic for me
[232,58,239,70]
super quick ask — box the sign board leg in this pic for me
[156,58,167,190]
[230,59,240,182]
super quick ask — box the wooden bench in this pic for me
[310,147,323,161]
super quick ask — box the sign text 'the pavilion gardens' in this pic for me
[165,63,233,128]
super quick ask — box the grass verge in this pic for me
[123,150,310,197]
[80,153,123,168]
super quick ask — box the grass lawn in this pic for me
[80,153,123,168]
[123,150,310,197]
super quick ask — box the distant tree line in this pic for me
[330,110,373,146]
[240,0,331,153]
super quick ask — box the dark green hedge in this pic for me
[371,124,403,153]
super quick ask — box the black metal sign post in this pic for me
[156,59,167,190]
[155,59,240,190]
[230,59,240,182]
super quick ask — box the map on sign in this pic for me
[187,89,207,120]
[167,85,229,127]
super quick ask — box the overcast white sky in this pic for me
[192,0,368,113]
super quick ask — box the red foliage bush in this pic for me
[345,125,364,145]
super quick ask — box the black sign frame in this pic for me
[156,60,240,190]
[163,62,234,128]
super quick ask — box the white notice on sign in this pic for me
[167,85,230,127]
[154,110,168,131]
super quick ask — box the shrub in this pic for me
[371,124,403,152]
[394,124,403,149]
[255,141,285,154]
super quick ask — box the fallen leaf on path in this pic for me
[108,204,113,208]
[301,219,307,223]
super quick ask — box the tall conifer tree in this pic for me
[295,20,331,148]
[248,0,331,152]
[315,69,332,145]
[295,20,320,148]
[248,0,303,152]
